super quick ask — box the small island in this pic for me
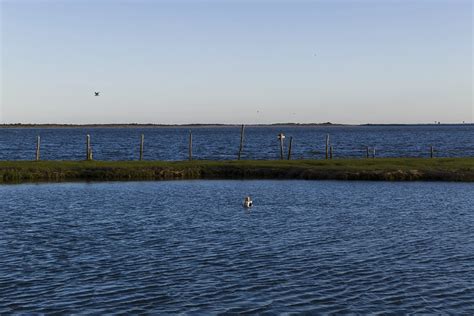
[1,158,472,183]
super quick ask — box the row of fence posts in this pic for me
[31,128,438,161]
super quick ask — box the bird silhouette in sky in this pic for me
[94,92,100,96]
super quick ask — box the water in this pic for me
[1,180,473,313]
[1,125,473,161]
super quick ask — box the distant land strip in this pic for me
[0,123,472,128]
[0,122,343,128]
[0,158,473,183]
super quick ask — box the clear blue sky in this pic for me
[1,0,472,124]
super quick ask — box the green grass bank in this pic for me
[0,158,473,183]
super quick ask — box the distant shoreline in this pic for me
[0,123,472,129]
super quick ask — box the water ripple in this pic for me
[0,180,473,314]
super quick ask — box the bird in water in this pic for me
[94,92,100,96]
[243,196,253,208]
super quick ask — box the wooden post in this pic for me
[366,146,370,159]
[330,145,333,159]
[325,134,330,160]
[430,145,434,158]
[287,136,293,160]
[238,124,245,160]
[188,130,193,161]
[35,136,41,161]
[278,133,285,160]
[86,134,91,161]
[373,147,376,159]
[139,134,144,161]
[280,137,284,160]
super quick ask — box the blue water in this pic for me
[1,180,473,313]
[1,125,473,160]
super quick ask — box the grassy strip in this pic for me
[0,158,473,183]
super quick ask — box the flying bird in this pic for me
[94,92,100,96]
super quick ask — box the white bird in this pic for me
[243,196,253,208]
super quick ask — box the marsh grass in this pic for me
[0,158,473,183]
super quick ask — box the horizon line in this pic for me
[1,122,472,128]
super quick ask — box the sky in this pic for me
[0,0,472,124]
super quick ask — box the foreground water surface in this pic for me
[1,125,473,160]
[0,180,473,314]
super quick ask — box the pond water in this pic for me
[0,180,473,313]
[1,125,473,161]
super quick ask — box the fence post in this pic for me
[430,145,434,158]
[278,133,285,160]
[86,134,91,161]
[188,130,193,161]
[287,136,293,160]
[139,134,144,161]
[325,134,330,160]
[35,136,41,161]
[373,147,376,159]
[330,145,333,159]
[238,124,245,160]
[366,146,369,159]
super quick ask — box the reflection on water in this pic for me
[0,180,473,313]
